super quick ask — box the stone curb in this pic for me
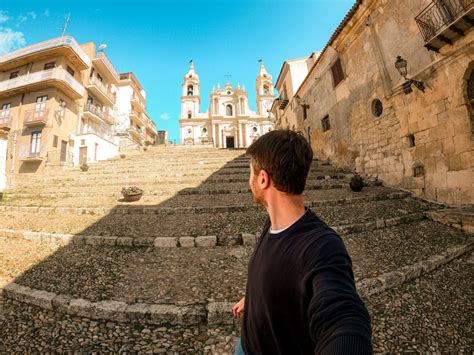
[1,242,471,326]
[0,213,422,248]
[0,191,410,216]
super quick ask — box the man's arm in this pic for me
[304,234,372,355]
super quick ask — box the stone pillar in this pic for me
[238,123,243,148]
[217,124,221,148]
[242,124,247,148]
[212,123,216,147]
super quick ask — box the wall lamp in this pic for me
[395,56,425,94]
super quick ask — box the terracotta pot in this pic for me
[122,193,143,202]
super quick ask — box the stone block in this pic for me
[90,300,128,322]
[72,235,85,245]
[116,237,134,246]
[207,302,235,325]
[68,298,93,317]
[4,283,32,303]
[241,233,256,246]
[179,237,195,248]
[376,271,405,290]
[52,294,72,313]
[133,237,155,247]
[399,262,424,281]
[154,237,178,248]
[126,303,152,322]
[375,219,386,229]
[195,236,217,247]
[179,305,206,325]
[356,278,383,297]
[26,289,56,310]
[148,304,181,325]
[23,231,41,241]
[84,235,102,246]
[100,236,118,246]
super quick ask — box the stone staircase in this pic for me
[0,146,472,353]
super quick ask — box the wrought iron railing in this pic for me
[87,76,115,103]
[80,121,115,142]
[84,103,104,119]
[415,0,473,43]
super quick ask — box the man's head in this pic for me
[246,130,313,206]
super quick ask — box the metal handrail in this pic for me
[0,36,91,67]
[415,0,473,42]
[84,103,104,119]
[87,76,115,103]
[94,51,119,81]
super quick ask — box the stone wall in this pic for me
[277,0,474,205]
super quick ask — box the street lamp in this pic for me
[395,56,425,94]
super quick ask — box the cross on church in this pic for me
[224,73,232,84]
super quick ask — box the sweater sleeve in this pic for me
[303,233,372,355]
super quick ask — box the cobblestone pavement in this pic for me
[0,146,472,353]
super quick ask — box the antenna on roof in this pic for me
[99,44,107,52]
[61,13,71,37]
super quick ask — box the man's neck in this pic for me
[265,193,306,232]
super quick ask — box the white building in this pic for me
[179,61,275,148]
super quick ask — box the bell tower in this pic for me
[255,59,275,117]
[181,61,201,118]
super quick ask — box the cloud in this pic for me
[17,15,27,23]
[43,10,49,17]
[0,28,26,54]
[27,11,37,20]
[160,112,171,120]
[0,11,9,23]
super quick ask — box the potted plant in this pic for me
[80,163,89,172]
[121,186,143,202]
[120,153,126,159]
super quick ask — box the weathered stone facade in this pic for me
[273,0,474,205]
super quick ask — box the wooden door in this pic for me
[79,147,87,166]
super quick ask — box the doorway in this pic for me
[60,140,68,163]
[79,146,87,166]
[226,136,235,148]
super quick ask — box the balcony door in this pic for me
[0,103,10,122]
[35,95,48,119]
[30,131,42,157]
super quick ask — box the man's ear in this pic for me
[259,169,271,189]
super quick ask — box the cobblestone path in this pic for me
[0,146,472,353]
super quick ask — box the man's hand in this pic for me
[232,297,245,317]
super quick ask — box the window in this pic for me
[372,99,383,118]
[58,99,66,118]
[66,66,75,76]
[407,134,416,147]
[53,135,59,148]
[468,69,474,112]
[187,111,192,119]
[44,62,55,70]
[0,103,11,120]
[321,115,331,132]
[331,58,345,87]
[187,85,194,96]
[81,139,85,145]
[9,71,19,79]
[263,84,270,95]
[202,127,207,133]
[252,127,258,133]
[226,104,233,116]
[30,131,42,156]
[97,73,103,82]
[35,95,48,118]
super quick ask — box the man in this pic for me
[232,130,372,354]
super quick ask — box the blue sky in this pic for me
[0,0,354,142]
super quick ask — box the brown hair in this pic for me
[246,129,313,195]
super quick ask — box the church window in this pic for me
[187,111,192,119]
[227,91,231,95]
[187,85,194,96]
[263,84,270,95]
[252,127,258,133]
[202,127,207,133]
[226,104,233,116]
[321,115,331,132]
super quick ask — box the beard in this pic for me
[250,179,267,207]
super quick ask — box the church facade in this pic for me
[179,62,275,148]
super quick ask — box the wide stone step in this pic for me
[0,186,407,211]
[0,193,427,240]
[1,220,470,308]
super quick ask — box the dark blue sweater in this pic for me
[241,209,372,354]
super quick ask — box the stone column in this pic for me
[212,123,216,147]
[217,124,221,148]
[238,123,243,148]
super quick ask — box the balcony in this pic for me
[278,96,289,110]
[0,68,85,99]
[415,0,474,52]
[0,36,91,72]
[86,76,115,106]
[24,108,50,126]
[19,144,47,161]
[130,109,144,125]
[92,51,119,84]
[128,125,143,142]
[0,114,11,131]
[131,94,146,113]
[79,121,115,142]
